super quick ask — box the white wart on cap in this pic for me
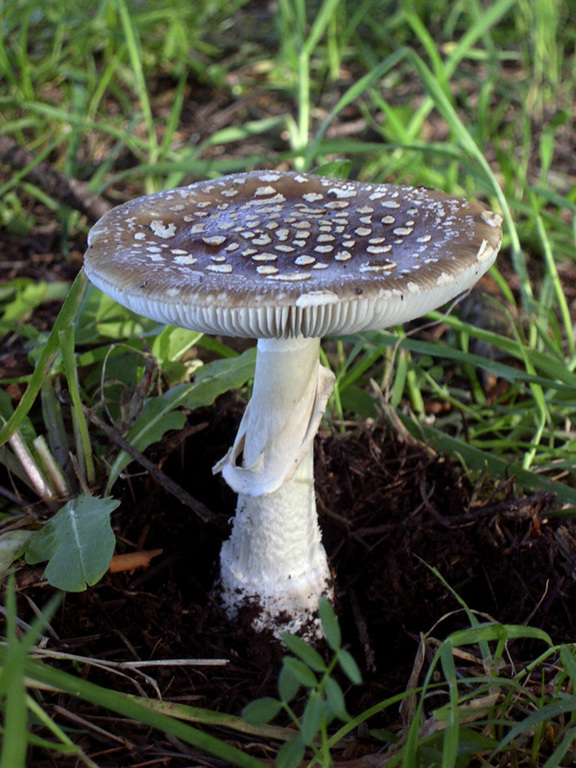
[84,171,503,338]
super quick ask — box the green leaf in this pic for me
[338,649,362,685]
[25,495,118,591]
[0,388,15,422]
[560,646,576,688]
[0,278,70,324]
[278,665,300,704]
[275,736,305,768]
[105,348,256,493]
[281,633,326,672]
[447,622,553,648]
[242,698,283,725]
[301,692,325,745]
[151,326,203,366]
[0,530,34,575]
[106,390,188,491]
[192,346,256,389]
[318,596,341,651]
[75,284,155,344]
[283,657,318,689]
[324,677,349,722]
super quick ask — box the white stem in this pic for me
[215,336,335,636]
[9,432,55,501]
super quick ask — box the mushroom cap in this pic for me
[84,171,502,338]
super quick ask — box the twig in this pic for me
[30,647,229,668]
[83,406,214,523]
[0,135,112,222]
[349,588,377,673]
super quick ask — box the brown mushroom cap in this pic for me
[84,171,502,338]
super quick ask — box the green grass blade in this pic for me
[407,49,530,311]
[0,583,61,767]
[0,578,28,768]
[395,412,576,504]
[0,271,88,447]
[441,0,517,80]
[304,48,409,168]
[542,728,576,768]
[494,698,576,753]
[58,327,95,484]
[22,656,267,768]
[534,213,575,358]
[439,642,460,768]
[114,0,158,168]
[303,0,342,55]
[0,659,27,768]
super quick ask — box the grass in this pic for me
[1,0,576,764]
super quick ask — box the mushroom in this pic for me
[84,171,503,636]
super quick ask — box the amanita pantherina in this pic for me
[84,171,502,636]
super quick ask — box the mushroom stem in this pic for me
[216,336,335,636]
